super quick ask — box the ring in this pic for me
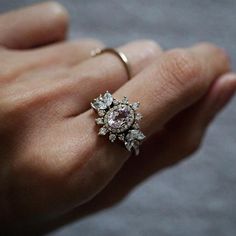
[91,48,131,80]
[91,91,145,155]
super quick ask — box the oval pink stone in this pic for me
[108,106,131,129]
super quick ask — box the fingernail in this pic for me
[215,73,236,110]
[202,73,236,126]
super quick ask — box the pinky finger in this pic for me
[85,73,236,194]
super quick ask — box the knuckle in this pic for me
[128,39,162,62]
[184,133,202,155]
[0,51,18,80]
[78,38,105,49]
[1,87,38,117]
[163,49,202,89]
[141,40,162,60]
[1,94,26,118]
[198,42,229,59]
[143,40,162,54]
[195,42,230,71]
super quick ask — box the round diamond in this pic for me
[107,105,134,133]
[109,133,116,142]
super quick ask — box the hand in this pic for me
[0,2,235,233]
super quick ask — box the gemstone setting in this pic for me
[105,104,135,133]
[91,91,145,155]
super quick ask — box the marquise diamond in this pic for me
[126,129,145,141]
[91,91,113,110]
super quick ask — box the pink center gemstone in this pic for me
[108,106,131,129]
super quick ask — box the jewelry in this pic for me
[91,48,131,80]
[91,91,145,155]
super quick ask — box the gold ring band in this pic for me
[91,48,131,80]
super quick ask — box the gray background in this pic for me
[1,0,236,235]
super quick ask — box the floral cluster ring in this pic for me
[91,91,145,155]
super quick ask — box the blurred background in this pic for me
[1,0,236,235]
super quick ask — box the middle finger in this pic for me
[67,40,163,115]
[0,39,104,82]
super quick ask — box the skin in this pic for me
[0,1,235,234]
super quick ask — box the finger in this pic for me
[0,39,104,83]
[29,39,105,66]
[158,73,236,159]
[65,40,163,115]
[200,73,236,127]
[65,73,236,207]
[18,39,105,73]
[71,70,236,213]
[113,43,230,137]
[99,73,236,203]
[0,2,69,49]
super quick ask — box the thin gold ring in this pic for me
[91,48,131,80]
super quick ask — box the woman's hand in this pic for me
[0,2,235,232]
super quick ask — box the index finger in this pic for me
[114,43,230,136]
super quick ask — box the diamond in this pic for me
[107,105,134,132]
[122,96,128,103]
[118,134,125,141]
[135,113,142,120]
[91,92,113,110]
[91,99,106,110]
[109,133,116,142]
[131,102,140,110]
[98,110,106,116]
[95,118,104,125]
[98,127,108,135]
[125,141,133,151]
[113,99,119,105]
[90,48,101,57]
[124,140,140,155]
[103,91,113,107]
[126,129,145,141]
[132,123,139,129]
